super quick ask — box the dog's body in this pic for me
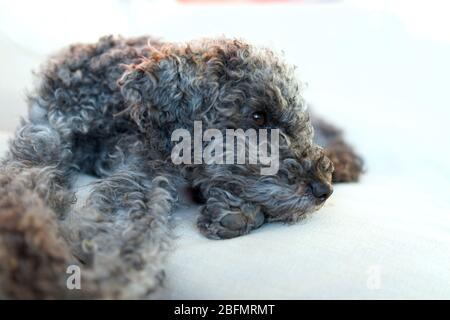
[0,36,362,298]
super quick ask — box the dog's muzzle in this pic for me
[309,181,333,202]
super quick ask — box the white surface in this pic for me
[0,0,450,299]
[164,178,450,299]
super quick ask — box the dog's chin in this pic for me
[242,179,323,224]
[263,194,322,224]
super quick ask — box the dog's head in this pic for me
[120,38,333,222]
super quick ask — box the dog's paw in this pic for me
[325,143,364,183]
[197,203,265,239]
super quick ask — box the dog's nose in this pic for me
[309,181,333,200]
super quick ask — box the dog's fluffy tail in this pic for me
[0,164,93,299]
[0,165,171,299]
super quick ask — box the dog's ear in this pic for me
[118,51,183,130]
[118,39,251,130]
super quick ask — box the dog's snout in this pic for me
[309,181,333,200]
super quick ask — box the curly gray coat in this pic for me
[0,35,362,299]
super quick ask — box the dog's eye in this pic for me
[252,111,267,126]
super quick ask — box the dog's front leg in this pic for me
[197,187,265,239]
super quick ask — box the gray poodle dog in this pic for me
[0,36,362,299]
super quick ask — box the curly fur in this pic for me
[0,35,363,299]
